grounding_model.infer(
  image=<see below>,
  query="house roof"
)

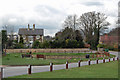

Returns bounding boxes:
[18,28,44,36]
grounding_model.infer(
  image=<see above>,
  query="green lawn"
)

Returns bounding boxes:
[2,53,115,66]
[9,61,118,78]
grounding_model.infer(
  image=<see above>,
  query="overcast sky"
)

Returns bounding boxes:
[0,0,119,36]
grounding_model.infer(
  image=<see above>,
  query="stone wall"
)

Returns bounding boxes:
[45,55,85,59]
[4,48,90,53]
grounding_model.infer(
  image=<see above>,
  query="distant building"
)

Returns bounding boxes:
[7,33,18,41]
[99,34,120,45]
[44,36,52,41]
[18,24,44,46]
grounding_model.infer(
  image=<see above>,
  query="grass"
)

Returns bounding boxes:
[2,53,115,66]
[8,61,118,78]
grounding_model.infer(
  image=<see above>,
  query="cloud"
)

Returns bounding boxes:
[82,1,104,6]
[0,0,118,36]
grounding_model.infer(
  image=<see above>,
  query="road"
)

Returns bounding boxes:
[1,51,119,78]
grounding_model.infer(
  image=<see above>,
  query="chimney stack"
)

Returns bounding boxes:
[28,24,30,30]
[33,24,35,30]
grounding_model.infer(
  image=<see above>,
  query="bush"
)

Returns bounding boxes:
[42,41,50,48]
[107,46,114,50]
[32,40,41,48]
[14,55,19,58]
[14,43,24,49]
[97,44,107,48]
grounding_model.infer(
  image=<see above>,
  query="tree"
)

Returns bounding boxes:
[2,30,7,45]
[42,41,50,48]
[61,27,74,40]
[2,30,7,54]
[32,40,41,48]
[108,27,120,36]
[19,36,24,44]
[75,30,83,41]
[78,11,110,49]
[63,15,78,30]
[63,15,79,39]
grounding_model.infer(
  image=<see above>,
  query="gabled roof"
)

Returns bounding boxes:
[18,28,44,36]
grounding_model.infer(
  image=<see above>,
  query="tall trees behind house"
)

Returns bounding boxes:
[108,27,120,36]
[55,27,83,42]
[63,15,79,40]
[78,12,109,49]
[62,11,110,49]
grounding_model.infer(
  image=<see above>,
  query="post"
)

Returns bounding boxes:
[78,60,81,67]
[108,53,110,57]
[96,58,98,64]
[28,65,31,74]
[1,67,3,79]
[50,63,53,72]
[5,44,6,56]
[109,58,110,62]
[103,58,105,63]
[117,57,119,61]
[66,61,68,69]
[88,59,90,65]
[113,57,115,61]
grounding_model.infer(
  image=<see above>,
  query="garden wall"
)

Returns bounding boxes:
[45,55,85,59]
[4,48,90,53]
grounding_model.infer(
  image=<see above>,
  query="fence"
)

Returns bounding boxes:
[1,57,118,78]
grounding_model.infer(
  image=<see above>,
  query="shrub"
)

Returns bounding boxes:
[14,55,19,58]
[32,40,41,48]
[97,44,106,48]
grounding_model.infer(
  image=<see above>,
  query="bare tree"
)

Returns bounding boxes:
[63,14,79,30]
[78,11,110,49]
[63,14,79,39]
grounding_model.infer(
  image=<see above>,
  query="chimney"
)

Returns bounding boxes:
[28,24,30,30]
[33,24,35,30]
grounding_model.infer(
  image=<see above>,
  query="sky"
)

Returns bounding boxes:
[0,0,119,36]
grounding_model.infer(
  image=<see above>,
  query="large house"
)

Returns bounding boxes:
[99,34,120,46]
[18,24,44,46]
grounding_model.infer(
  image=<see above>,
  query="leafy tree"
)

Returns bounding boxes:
[2,30,7,46]
[14,43,24,49]
[32,40,41,48]
[2,30,7,54]
[75,30,83,41]
[42,41,50,48]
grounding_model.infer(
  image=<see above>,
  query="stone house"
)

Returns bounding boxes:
[18,24,44,46]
